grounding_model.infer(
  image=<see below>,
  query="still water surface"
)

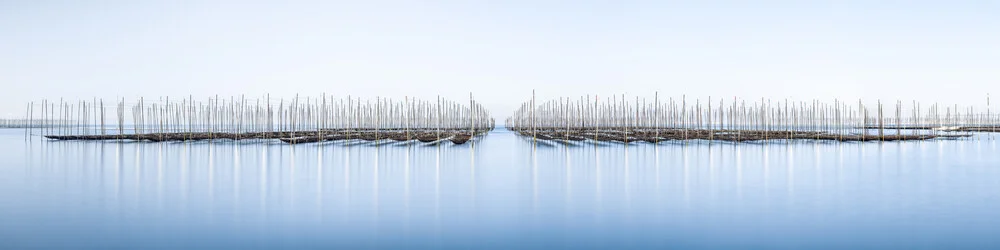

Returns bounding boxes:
[1,129,999,248]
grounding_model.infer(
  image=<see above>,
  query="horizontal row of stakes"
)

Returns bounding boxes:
[10,93,1000,145]
[15,94,494,144]
[505,92,998,143]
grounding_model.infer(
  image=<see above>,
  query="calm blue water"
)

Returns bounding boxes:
[1,128,999,249]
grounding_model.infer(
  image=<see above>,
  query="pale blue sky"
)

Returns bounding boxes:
[2,1,997,118]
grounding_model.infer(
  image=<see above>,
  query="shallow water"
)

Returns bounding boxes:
[1,128,999,248]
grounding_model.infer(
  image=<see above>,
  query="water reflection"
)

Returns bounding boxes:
[2,130,1000,248]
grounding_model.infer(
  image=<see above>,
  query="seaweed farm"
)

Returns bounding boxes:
[18,95,495,145]
[15,93,999,145]
[506,93,997,143]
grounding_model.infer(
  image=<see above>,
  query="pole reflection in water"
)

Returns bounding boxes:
[260,143,268,224]
[233,144,240,220]
[2,130,1000,248]
[788,143,795,204]
[564,143,571,226]
[403,143,410,237]
[624,144,631,216]
[763,144,770,202]
[316,144,323,223]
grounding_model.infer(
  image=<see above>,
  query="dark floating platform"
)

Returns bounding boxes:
[44,129,486,145]
[512,127,972,143]
[504,93,992,144]
[23,94,495,145]
[859,126,1000,132]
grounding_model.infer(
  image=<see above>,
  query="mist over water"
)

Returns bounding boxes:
[1,128,999,248]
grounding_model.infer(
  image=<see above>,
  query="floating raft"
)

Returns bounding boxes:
[44,129,485,145]
[516,128,970,143]
[29,94,494,145]
[859,126,1000,132]
[506,93,989,143]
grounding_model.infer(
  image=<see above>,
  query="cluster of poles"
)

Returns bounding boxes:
[506,92,998,143]
[17,94,494,144]
[2,119,63,128]
[11,92,1000,145]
